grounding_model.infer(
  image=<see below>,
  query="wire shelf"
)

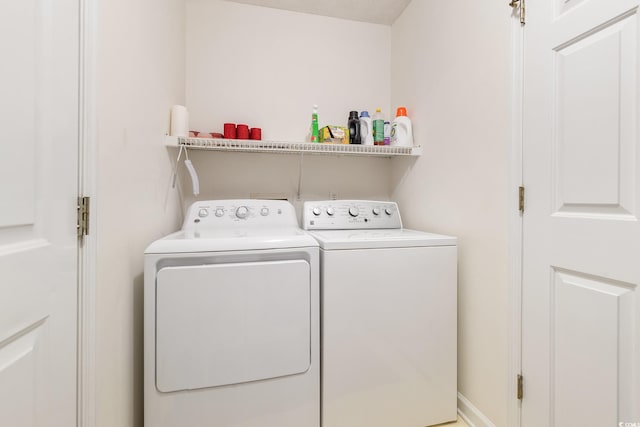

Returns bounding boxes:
[166,136,422,157]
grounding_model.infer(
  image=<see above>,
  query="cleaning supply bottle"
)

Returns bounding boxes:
[384,121,391,145]
[390,106,414,147]
[310,104,319,142]
[373,108,385,146]
[348,111,361,144]
[359,111,373,145]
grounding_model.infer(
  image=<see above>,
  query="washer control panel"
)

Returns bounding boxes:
[183,199,297,230]
[303,200,402,230]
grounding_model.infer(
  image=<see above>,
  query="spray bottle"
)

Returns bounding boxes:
[372,108,385,146]
[310,104,319,142]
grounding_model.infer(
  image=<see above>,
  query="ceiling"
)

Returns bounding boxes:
[222,0,412,25]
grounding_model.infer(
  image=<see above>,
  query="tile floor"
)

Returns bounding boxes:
[436,417,470,427]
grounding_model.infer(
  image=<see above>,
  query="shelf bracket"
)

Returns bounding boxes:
[171,144,185,189]
[297,153,304,200]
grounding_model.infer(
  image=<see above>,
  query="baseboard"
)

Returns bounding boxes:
[457,393,497,427]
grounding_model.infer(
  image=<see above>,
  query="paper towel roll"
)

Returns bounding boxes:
[170,105,188,137]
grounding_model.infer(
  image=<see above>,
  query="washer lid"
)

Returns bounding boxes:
[307,228,457,250]
[145,227,318,254]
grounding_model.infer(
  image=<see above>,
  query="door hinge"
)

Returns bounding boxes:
[509,0,526,25]
[77,196,90,238]
[517,374,524,400]
[518,186,525,214]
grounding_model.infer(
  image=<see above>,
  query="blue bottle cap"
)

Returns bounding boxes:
[360,111,370,118]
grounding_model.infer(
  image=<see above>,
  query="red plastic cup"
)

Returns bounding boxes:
[223,123,236,139]
[250,127,262,140]
[236,124,249,140]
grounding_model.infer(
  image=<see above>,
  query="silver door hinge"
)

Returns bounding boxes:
[518,186,525,214]
[509,0,526,25]
[77,196,90,238]
[517,374,524,400]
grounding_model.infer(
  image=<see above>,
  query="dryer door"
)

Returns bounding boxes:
[155,259,311,392]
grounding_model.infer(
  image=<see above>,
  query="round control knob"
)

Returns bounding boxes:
[348,206,360,217]
[372,207,381,216]
[260,207,269,216]
[236,206,249,219]
[312,207,322,216]
[385,207,393,216]
[198,208,209,218]
[215,208,224,217]
[326,207,335,216]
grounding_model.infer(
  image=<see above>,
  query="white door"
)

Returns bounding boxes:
[0,1,80,426]
[522,0,640,426]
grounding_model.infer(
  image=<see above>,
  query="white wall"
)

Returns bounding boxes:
[181,0,393,205]
[179,151,391,211]
[186,0,391,140]
[96,0,184,426]
[390,2,511,426]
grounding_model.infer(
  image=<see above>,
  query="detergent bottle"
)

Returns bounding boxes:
[359,111,373,145]
[390,107,413,147]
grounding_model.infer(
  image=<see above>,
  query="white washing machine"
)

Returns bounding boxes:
[144,199,320,427]
[303,200,458,427]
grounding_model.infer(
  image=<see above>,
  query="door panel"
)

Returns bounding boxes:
[522,0,640,426]
[0,319,45,427]
[0,0,36,229]
[0,0,79,425]
[156,260,311,392]
[553,14,637,217]
[551,269,634,426]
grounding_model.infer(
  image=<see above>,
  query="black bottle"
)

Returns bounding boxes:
[348,111,361,144]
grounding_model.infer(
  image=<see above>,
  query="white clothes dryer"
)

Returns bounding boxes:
[144,200,319,427]
[303,200,457,427]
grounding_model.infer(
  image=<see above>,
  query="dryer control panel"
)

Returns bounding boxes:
[303,200,403,230]
[183,199,298,229]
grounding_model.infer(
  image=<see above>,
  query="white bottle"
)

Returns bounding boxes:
[390,106,414,147]
[359,111,374,145]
